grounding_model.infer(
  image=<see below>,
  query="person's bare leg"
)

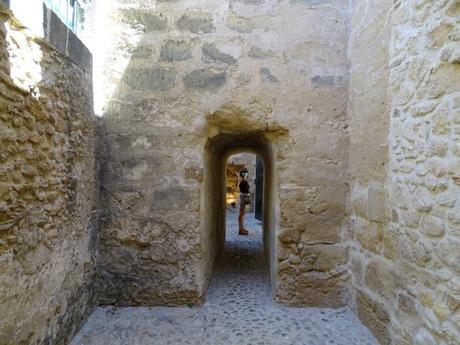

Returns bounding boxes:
[238,204,248,235]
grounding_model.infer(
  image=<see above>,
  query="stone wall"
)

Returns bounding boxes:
[386,0,460,343]
[0,5,98,345]
[95,0,351,307]
[2,1,458,343]
[348,0,460,344]
[347,0,392,343]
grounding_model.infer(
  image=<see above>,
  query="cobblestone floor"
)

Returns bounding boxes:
[70,210,378,345]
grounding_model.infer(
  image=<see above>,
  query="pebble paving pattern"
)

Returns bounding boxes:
[71,210,379,345]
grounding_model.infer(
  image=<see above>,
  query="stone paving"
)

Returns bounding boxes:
[70,210,378,345]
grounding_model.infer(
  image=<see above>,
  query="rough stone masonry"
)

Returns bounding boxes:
[349,1,460,344]
[0,0,459,344]
[92,0,350,308]
[0,3,98,345]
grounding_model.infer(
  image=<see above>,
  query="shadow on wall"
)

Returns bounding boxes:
[0,3,98,345]
[97,26,211,306]
[96,2,292,305]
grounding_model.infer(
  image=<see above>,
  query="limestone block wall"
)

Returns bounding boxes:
[95,0,351,307]
[347,0,393,343]
[348,0,460,344]
[0,5,98,345]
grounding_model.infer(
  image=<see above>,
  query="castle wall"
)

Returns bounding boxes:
[348,1,460,343]
[0,3,98,344]
[95,0,351,307]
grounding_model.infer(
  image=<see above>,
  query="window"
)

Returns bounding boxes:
[43,0,83,34]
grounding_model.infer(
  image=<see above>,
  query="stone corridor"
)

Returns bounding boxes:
[70,210,378,345]
[2,1,460,344]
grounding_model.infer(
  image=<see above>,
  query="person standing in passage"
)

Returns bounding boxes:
[237,167,251,235]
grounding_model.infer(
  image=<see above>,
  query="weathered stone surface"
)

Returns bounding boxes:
[349,0,460,343]
[123,67,176,91]
[447,1,460,16]
[311,75,345,88]
[119,9,168,32]
[356,291,391,345]
[0,6,98,345]
[91,0,351,311]
[414,328,437,345]
[368,181,385,222]
[397,293,417,314]
[176,11,215,33]
[277,228,300,244]
[278,271,349,307]
[364,260,400,302]
[237,0,265,4]
[300,244,348,272]
[226,13,254,33]
[290,0,336,4]
[160,40,193,61]
[202,42,237,65]
[132,44,155,59]
[420,215,446,238]
[259,67,279,84]
[183,69,226,91]
[248,46,274,59]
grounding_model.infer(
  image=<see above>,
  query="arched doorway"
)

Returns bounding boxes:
[201,132,279,298]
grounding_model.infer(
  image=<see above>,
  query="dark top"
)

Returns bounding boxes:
[239,180,250,194]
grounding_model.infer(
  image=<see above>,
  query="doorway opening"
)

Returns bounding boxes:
[201,132,278,299]
[225,153,264,221]
[224,152,262,265]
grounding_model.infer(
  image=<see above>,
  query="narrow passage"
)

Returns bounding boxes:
[71,210,378,345]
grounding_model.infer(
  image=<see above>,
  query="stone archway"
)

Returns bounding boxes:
[201,132,279,297]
